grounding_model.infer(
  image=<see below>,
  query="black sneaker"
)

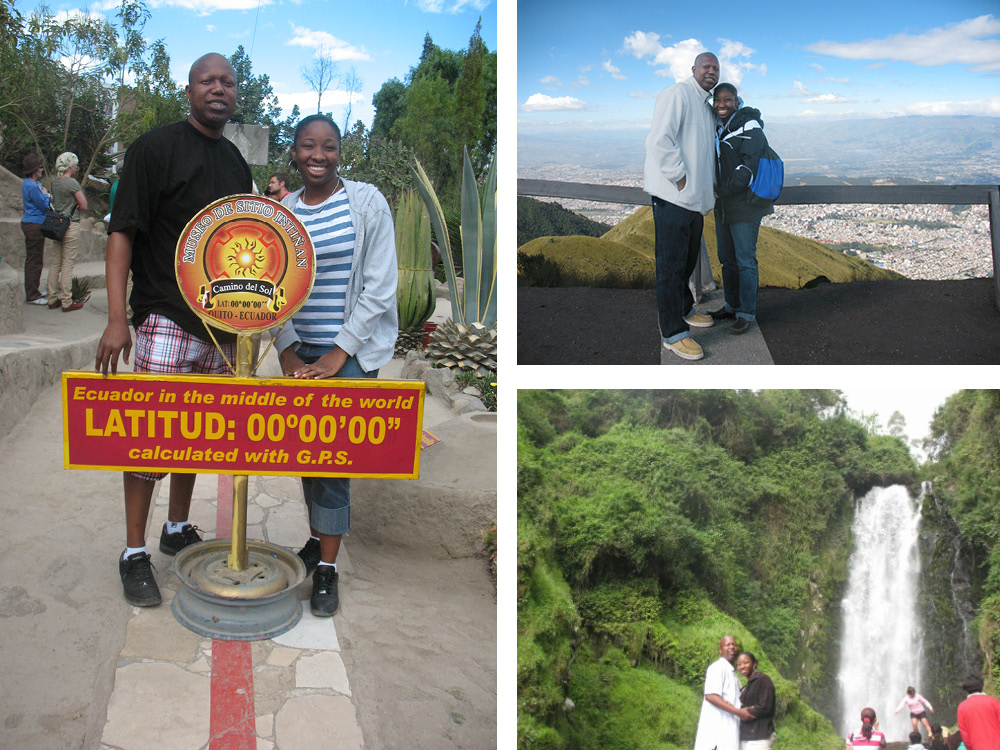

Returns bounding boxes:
[297,537,321,575]
[119,551,161,607]
[159,523,203,556]
[710,306,736,320]
[311,565,339,616]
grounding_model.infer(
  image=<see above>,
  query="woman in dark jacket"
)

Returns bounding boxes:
[736,650,775,749]
[709,83,775,335]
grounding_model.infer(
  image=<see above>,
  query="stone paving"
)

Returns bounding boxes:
[99,473,364,750]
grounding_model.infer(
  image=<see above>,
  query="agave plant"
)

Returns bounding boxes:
[393,188,436,353]
[411,149,496,376]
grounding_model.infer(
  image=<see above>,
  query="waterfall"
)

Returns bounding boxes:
[838,485,924,740]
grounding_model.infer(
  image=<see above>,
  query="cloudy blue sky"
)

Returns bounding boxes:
[21,0,495,129]
[518,0,1000,131]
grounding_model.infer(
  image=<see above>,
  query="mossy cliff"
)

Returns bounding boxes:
[918,485,980,726]
[518,390,918,749]
[923,390,1000,704]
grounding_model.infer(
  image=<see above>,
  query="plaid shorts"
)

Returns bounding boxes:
[131,314,236,481]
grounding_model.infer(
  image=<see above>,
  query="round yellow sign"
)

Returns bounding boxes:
[176,195,315,333]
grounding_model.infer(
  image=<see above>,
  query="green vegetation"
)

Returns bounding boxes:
[517,235,654,288]
[516,203,905,290]
[518,390,917,749]
[0,0,495,220]
[518,196,612,247]
[517,250,655,289]
[926,391,1000,693]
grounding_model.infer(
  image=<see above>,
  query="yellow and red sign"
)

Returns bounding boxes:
[176,195,314,334]
[63,373,425,478]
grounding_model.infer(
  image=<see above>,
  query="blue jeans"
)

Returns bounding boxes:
[715,218,761,321]
[652,197,703,342]
[296,346,378,536]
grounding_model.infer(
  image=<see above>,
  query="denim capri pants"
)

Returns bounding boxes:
[296,344,377,536]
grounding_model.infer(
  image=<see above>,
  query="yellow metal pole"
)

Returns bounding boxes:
[228,333,255,571]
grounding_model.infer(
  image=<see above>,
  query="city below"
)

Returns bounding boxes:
[518,164,993,281]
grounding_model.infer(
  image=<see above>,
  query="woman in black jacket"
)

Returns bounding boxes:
[736,650,776,749]
[709,82,775,335]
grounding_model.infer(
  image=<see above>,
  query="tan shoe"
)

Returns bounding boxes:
[684,312,714,328]
[663,336,704,360]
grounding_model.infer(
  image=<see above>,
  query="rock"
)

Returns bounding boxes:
[450,394,486,414]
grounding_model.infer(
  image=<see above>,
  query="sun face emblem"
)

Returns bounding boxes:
[227,239,265,277]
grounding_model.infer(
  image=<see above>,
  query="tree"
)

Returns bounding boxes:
[454,18,491,173]
[32,7,118,153]
[301,51,339,115]
[370,77,406,139]
[341,66,362,134]
[229,45,288,163]
[387,24,497,203]
[339,120,413,205]
[1,0,169,186]
[887,410,907,438]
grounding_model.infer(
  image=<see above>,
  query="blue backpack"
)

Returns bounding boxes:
[748,145,783,207]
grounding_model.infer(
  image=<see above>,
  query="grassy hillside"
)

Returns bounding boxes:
[518,235,654,286]
[519,205,904,289]
[518,196,613,247]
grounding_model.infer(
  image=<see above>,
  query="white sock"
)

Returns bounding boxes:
[123,546,147,560]
[165,520,189,534]
[317,561,337,572]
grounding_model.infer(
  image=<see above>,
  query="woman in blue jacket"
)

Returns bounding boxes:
[21,154,50,305]
[708,83,775,334]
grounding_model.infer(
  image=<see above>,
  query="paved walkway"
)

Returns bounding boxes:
[0,292,497,750]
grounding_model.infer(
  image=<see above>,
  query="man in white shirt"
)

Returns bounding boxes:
[644,52,719,361]
[694,635,745,750]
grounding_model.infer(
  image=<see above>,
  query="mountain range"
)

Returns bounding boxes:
[518,115,1000,184]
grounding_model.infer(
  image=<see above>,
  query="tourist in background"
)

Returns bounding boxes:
[736,650,775,750]
[708,82,775,335]
[46,151,88,312]
[928,724,948,750]
[906,730,925,750]
[846,707,886,748]
[643,51,718,361]
[20,154,49,305]
[266,171,291,200]
[957,675,1000,750]
[894,685,935,737]
[694,635,743,750]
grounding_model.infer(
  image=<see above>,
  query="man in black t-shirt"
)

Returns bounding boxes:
[96,52,253,608]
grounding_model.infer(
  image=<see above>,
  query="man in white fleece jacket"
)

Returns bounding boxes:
[644,52,719,361]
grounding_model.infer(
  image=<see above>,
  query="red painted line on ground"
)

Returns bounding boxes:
[209,474,256,750]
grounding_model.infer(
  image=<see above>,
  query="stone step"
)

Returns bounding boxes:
[0,216,107,267]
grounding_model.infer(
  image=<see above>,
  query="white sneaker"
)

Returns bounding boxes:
[27,297,48,305]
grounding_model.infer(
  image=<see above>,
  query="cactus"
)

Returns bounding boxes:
[393,188,436,333]
[411,149,497,375]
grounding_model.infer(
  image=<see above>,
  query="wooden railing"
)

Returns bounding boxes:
[517,179,1000,309]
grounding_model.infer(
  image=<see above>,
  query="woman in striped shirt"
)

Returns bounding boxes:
[275,113,398,618]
